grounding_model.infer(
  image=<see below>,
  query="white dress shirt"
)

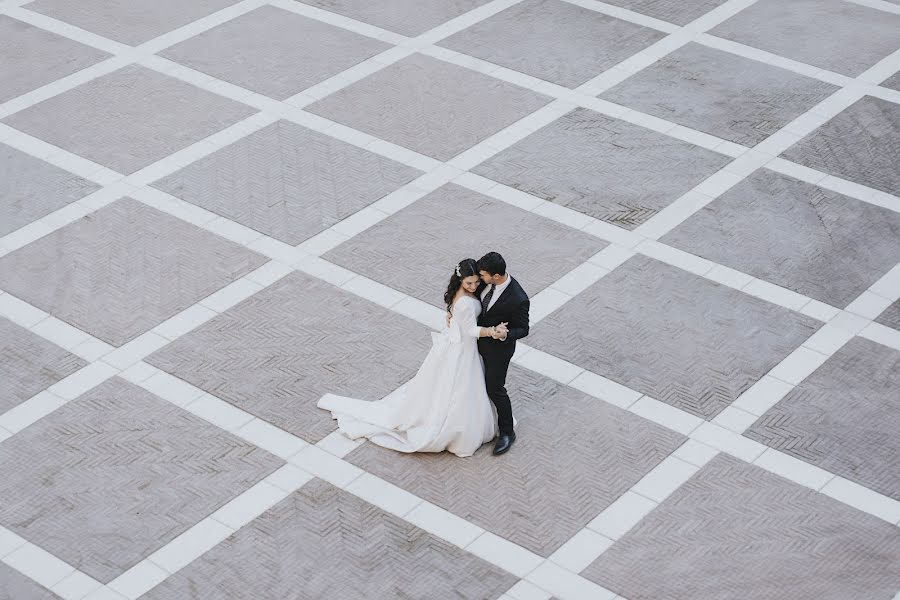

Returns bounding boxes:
[480,274,512,312]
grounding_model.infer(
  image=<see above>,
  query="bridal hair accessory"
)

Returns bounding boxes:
[455,264,462,278]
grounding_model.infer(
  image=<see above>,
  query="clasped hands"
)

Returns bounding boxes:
[446,312,508,339]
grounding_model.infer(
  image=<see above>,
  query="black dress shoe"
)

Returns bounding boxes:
[493,432,516,455]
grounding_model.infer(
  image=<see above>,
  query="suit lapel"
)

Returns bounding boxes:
[486,277,515,315]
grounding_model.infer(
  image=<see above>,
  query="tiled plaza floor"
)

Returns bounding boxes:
[1,0,900,599]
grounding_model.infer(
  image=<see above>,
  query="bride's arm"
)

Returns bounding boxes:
[456,301,497,339]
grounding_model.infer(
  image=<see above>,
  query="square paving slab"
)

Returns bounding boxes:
[582,455,900,600]
[0,317,86,414]
[528,255,820,419]
[147,271,431,443]
[160,6,389,100]
[142,478,517,599]
[345,366,685,557]
[593,0,729,25]
[0,198,266,346]
[875,300,900,332]
[306,53,551,161]
[294,0,494,36]
[710,0,900,77]
[439,0,664,88]
[324,183,607,307]
[780,96,900,196]
[746,337,900,501]
[0,377,283,583]
[154,120,421,245]
[601,43,837,146]
[25,0,243,46]
[473,107,731,229]
[0,563,60,600]
[0,14,109,104]
[1,65,255,175]
[0,143,100,236]
[661,170,900,308]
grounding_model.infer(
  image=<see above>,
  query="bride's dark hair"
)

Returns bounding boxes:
[444,258,479,313]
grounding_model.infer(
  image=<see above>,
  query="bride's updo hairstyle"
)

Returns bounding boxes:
[444,258,478,313]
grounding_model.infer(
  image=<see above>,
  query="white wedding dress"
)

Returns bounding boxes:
[317,295,497,457]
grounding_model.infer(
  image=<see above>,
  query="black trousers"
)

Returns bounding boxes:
[482,350,514,436]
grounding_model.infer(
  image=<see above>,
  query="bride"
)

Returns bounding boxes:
[317,258,507,457]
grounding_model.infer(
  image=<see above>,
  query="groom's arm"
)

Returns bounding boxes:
[499,298,529,343]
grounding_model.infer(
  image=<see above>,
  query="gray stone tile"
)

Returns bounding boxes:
[0,143,100,236]
[439,0,664,88]
[324,183,607,308]
[160,6,390,100]
[306,53,551,161]
[710,0,900,77]
[746,337,900,501]
[882,70,900,93]
[594,0,729,25]
[294,0,493,36]
[0,563,61,600]
[0,15,109,104]
[0,317,86,414]
[875,300,900,332]
[26,0,243,45]
[0,377,283,583]
[583,455,900,600]
[147,272,431,443]
[528,255,820,419]
[661,170,900,308]
[781,96,900,196]
[1,65,255,174]
[142,478,517,599]
[154,120,421,245]
[346,367,685,556]
[473,108,731,230]
[0,198,266,346]
[601,43,838,146]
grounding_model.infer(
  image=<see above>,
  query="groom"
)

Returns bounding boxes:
[476,252,529,455]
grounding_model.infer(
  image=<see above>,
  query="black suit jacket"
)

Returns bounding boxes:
[476,277,529,357]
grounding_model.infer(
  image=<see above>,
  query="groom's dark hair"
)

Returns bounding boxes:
[477,252,506,276]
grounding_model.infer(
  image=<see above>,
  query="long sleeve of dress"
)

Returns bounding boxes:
[449,298,482,343]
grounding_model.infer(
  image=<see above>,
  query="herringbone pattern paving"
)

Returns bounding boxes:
[0,563,61,600]
[346,367,685,556]
[324,183,607,307]
[528,255,821,418]
[746,337,900,501]
[583,455,900,600]
[474,107,732,229]
[295,0,494,36]
[596,0,729,25]
[147,272,431,443]
[876,299,900,331]
[142,478,518,599]
[0,198,266,346]
[0,377,283,583]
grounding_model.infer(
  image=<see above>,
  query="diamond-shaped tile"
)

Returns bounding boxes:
[154,120,421,244]
[324,184,607,307]
[26,0,243,45]
[0,563,60,600]
[875,300,900,332]
[0,198,266,346]
[780,96,900,197]
[0,317,86,414]
[0,377,283,583]
[601,43,837,145]
[528,255,820,419]
[882,70,900,93]
[439,0,664,88]
[345,366,684,556]
[147,272,432,443]
[2,65,255,174]
[582,455,900,600]
[474,108,731,230]
[160,6,390,100]
[0,15,109,104]
[746,337,900,500]
[142,478,517,599]
[595,0,729,25]
[0,143,100,236]
[295,0,493,36]
[306,53,551,161]
[661,170,900,308]
[710,0,900,77]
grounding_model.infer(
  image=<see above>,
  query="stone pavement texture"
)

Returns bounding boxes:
[1,0,899,599]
